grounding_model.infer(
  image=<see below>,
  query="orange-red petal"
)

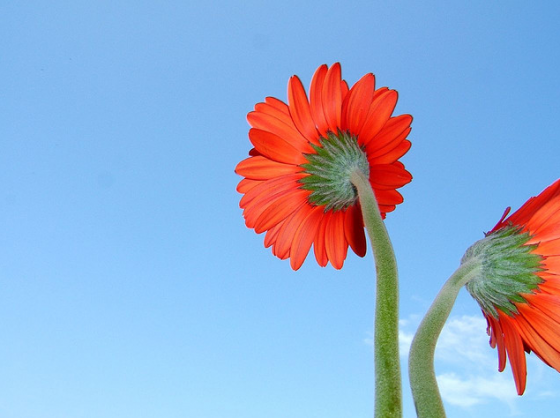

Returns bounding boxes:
[288,75,320,145]
[499,314,527,395]
[322,63,343,132]
[264,96,290,115]
[273,204,314,260]
[358,89,399,145]
[289,206,325,270]
[236,63,412,269]
[369,164,413,190]
[248,110,315,153]
[253,188,309,234]
[369,140,412,165]
[366,114,413,157]
[344,204,367,257]
[236,155,301,180]
[341,73,375,134]
[325,212,348,269]
[314,211,331,267]
[309,64,329,137]
[248,128,308,165]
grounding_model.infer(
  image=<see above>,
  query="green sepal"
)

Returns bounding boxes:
[462,226,544,317]
[299,131,370,212]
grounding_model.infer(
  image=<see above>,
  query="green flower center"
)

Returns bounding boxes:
[299,131,369,212]
[461,226,544,317]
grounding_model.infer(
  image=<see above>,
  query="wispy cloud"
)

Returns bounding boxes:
[398,314,518,412]
[435,315,493,366]
[437,372,517,409]
[366,312,560,414]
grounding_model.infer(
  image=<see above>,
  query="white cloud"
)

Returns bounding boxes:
[398,328,413,358]
[367,312,560,414]
[399,314,519,412]
[396,317,414,356]
[437,372,517,409]
[435,315,492,366]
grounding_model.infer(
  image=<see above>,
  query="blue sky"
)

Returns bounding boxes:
[2,1,560,417]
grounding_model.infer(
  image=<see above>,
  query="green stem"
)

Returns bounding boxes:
[350,169,401,418]
[408,259,482,417]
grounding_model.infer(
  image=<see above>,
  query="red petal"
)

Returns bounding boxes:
[253,102,291,123]
[240,173,303,209]
[325,211,348,269]
[369,164,413,190]
[273,204,313,261]
[539,274,560,292]
[236,178,261,194]
[241,176,304,230]
[264,221,284,248]
[374,189,404,206]
[486,314,507,371]
[253,102,301,139]
[529,237,560,257]
[309,64,329,137]
[367,126,411,162]
[513,308,560,372]
[541,254,560,272]
[344,203,366,257]
[507,179,560,228]
[378,205,394,217]
[290,206,324,270]
[264,96,290,114]
[369,140,412,165]
[533,242,560,258]
[235,155,300,180]
[341,80,349,99]
[248,111,314,153]
[322,63,343,132]
[288,75,320,145]
[525,195,560,235]
[342,73,375,134]
[358,89,398,145]
[366,114,413,156]
[314,211,331,267]
[531,215,560,243]
[499,314,527,395]
[249,128,307,165]
[253,188,309,233]
[518,303,560,353]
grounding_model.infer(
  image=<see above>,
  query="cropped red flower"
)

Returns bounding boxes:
[235,63,412,270]
[464,179,560,395]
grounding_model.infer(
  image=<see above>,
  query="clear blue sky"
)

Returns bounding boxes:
[2,1,560,417]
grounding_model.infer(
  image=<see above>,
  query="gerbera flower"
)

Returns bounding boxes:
[235,63,412,270]
[461,179,560,395]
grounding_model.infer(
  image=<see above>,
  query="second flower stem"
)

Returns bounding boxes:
[351,169,401,418]
[408,258,482,417]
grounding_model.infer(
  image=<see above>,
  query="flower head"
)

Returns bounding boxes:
[461,179,560,395]
[235,63,412,270]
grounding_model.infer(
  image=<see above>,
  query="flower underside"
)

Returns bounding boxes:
[299,131,369,212]
[462,226,544,317]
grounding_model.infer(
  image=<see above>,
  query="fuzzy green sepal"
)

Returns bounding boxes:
[300,131,369,211]
[462,226,544,317]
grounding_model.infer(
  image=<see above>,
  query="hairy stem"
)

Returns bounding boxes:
[350,169,401,418]
[408,259,482,417]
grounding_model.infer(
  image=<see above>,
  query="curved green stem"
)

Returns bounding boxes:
[408,259,482,417]
[350,169,401,418]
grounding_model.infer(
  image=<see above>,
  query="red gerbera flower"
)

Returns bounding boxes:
[235,63,412,270]
[462,179,560,395]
